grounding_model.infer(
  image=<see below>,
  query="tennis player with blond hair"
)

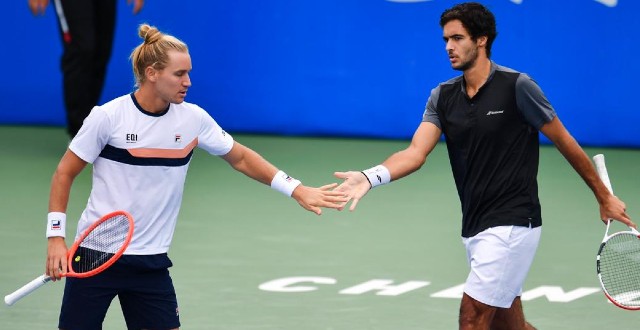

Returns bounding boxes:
[46,24,347,329]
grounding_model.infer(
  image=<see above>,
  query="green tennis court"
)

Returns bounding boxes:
[1,126,638,329]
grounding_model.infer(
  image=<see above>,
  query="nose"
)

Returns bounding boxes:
[183,74,192,87]
[445,40,454,52]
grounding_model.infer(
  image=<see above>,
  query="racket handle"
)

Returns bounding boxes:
[593,154,613,194]
[4,274,52,306]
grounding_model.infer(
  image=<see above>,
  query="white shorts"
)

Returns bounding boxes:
[461,225,541,308]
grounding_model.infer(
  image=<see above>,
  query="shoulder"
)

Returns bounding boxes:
[493,63,526,82]
[171,100,209,116]
[100,94,133,110]
[490,63,541,92]
[90,94,135,121]
[440,75,463,87]
[493,63,521,75]
[492,63,538,86]
[431,75,463,98]
[512,71,543,93]
[168,101,219,130]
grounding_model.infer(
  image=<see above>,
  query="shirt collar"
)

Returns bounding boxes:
[459,60,498,95]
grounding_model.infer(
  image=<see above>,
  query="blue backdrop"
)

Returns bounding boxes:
[4,0,639,147]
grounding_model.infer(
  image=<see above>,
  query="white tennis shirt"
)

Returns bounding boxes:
[69,94,234,255]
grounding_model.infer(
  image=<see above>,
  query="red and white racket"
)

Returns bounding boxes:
[593,154,640,310]
[4,210,134,306]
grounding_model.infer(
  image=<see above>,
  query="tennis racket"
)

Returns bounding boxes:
[593,154,640,310]
[4,210,134,306]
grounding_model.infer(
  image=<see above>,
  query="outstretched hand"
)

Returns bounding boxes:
[333,171,371,211]
[291,183,349,215]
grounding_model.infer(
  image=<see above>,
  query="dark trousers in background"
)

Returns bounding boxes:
[55,0,117,137]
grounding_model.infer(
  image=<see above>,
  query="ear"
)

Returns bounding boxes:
[477,35,488,48]
[145,66,158,83]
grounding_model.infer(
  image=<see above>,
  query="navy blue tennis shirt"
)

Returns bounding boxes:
[423,62,556,238]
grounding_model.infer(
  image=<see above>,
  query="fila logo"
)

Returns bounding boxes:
[486,110,504,116]
[51,220,61,230]
[126,133,138,143]
[175,134,182,143]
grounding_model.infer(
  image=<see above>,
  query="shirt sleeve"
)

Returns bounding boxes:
[515,74,556,129]
[68,106,111,163]
[196,107,234,156]
[422,85,442,129]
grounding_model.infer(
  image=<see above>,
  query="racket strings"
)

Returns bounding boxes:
[599,233,640,306]
[73,214,131,274]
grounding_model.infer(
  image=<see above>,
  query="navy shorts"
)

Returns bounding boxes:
[58,249,180,330]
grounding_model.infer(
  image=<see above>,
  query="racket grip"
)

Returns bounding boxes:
[4,274,51,306]
[593,154,613,194]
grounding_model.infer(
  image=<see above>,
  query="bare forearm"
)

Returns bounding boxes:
[49,171,74,212]
[380,122,439,182]
[541,117,633,227]
[48,150,87,213]
[542,117,611,203]
[382,148,427,181]
[554,136,610,203]
[225,144,279,185]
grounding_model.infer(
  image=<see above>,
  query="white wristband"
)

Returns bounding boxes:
[271,170,302,197]
[46,212,66,238]
[362,165,391,188]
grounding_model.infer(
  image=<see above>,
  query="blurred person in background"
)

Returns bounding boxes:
[28,0,145,137]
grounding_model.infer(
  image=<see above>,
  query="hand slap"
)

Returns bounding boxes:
[292,183,349,215]
[333,171,371,211]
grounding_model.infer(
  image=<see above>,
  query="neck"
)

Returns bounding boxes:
[134,87,169,114]
[463,57,492,96]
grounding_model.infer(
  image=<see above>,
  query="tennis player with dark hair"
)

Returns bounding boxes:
[333,2,634,329]
[45,23,347,329]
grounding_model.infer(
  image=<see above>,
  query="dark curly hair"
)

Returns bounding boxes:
[440,2,498,58]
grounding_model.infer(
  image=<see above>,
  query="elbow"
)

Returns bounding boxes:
[408,156,427,172]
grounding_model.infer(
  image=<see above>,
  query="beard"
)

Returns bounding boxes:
[452,47,478,72]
